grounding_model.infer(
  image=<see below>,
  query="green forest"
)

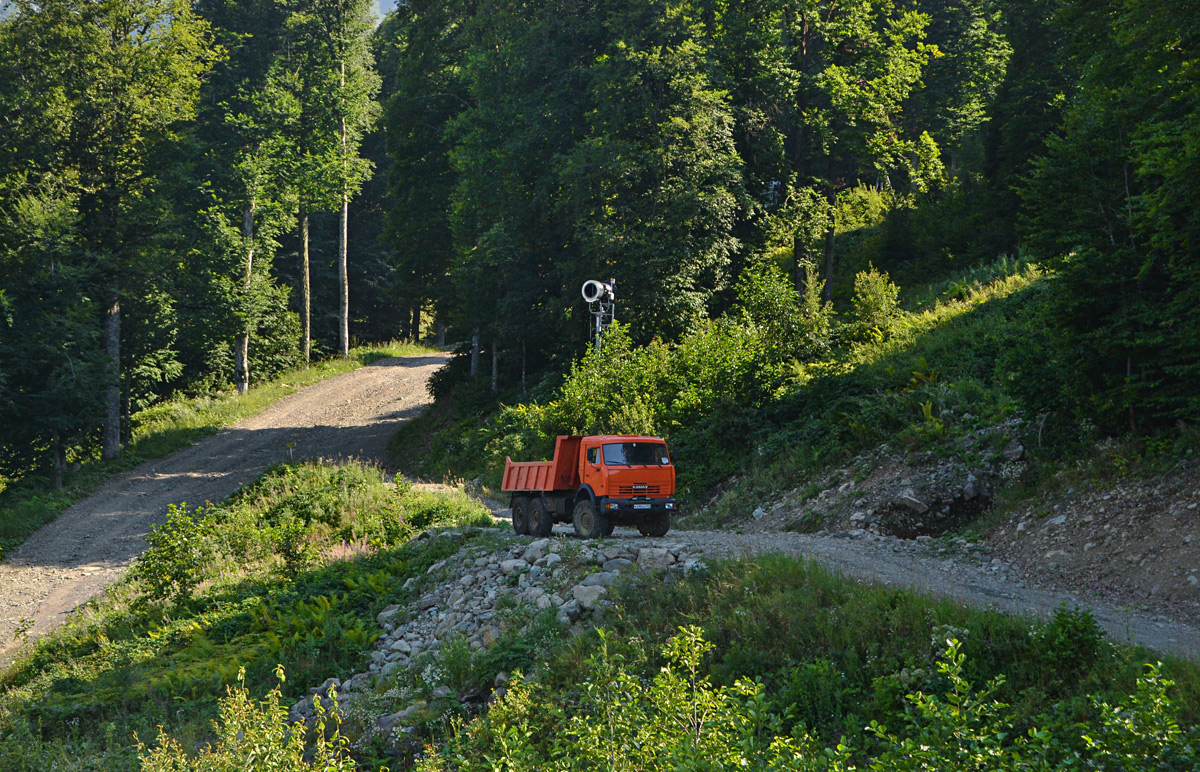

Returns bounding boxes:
[2,1,1200,766]
[3,0,1198,501]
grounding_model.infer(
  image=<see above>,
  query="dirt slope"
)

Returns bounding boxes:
[0,354,449,663]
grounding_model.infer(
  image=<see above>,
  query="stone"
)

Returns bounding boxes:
[572,584,607,609]
[426,560,446,574]
[581,571,616,587]
[1002,442,1025,461]
[310,677,340,696]
[390,639,412,654]
[916,535,934,545]
[602,558,633,572]
[752,507,767,520]
[536,553,562,568]
[500,559,528,575]
[1047,515,1067,526]
[962,473,985,501]
[524,539,552,562]
[377,605,402,627]
[637,547,675,570]
[494,671,510,686]
[894,490,929,514]
[431,686,452,699]
[849,512,866,526]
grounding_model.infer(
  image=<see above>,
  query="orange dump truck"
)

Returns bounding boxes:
[502,435,676,538]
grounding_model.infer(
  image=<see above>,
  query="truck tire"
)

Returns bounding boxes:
[528,498,554,537]
[573,499,611,539]
[511,496,531,535]
[637,512,670,537]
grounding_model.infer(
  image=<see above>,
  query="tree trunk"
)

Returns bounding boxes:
[792,234,808,293]
[338,60,350,359]
[491,338,498,392]
[410,304,421,342]
[235,202,255,394]
[821,189,836,303]
[436,321,445,347]
[470,329,480,376]
[821,224,835,303]
[301,209,311,366]
[339,193,349,357]
[102,288,121,461]
[51,431,65,491]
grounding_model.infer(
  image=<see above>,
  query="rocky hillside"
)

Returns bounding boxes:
[288,528,701,754]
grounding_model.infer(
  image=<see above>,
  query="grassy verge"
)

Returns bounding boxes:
[0,341,437,556]
[0,459,492,771]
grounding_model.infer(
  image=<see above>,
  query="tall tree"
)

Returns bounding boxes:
[289,0,380,358]
[0,0,216,460]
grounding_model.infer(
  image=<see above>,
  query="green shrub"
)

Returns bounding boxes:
[136,667,358,772]
[849,264,902,341]
[129,503,212,606]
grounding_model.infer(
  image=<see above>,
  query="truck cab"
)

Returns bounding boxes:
[502,434,677,538]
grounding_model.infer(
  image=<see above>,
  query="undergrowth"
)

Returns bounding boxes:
[0,459,490,770]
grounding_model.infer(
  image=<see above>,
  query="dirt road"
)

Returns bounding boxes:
[0,353,449,663]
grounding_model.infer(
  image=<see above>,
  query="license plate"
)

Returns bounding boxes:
[633,504,650,510]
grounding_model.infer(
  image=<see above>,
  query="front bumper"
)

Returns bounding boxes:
[599,496,676,517]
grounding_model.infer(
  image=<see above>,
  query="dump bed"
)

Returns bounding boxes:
[502,435,582,493]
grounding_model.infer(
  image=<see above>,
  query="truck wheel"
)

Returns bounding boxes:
[511,496,531,535]
[637,512,670,537]
[572,500,610,539]
[528,498,554,537]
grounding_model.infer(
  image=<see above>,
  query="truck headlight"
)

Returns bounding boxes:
[666,502,675,510]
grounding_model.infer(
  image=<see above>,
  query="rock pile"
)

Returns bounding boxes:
[288,530,701,740]
[747,416,1027,538]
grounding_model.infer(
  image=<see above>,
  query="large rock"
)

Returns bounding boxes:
[637,547,675,570]
[580,571,616,587]
[523,539,552,562]
[377,604,402,627]
[893,490,930,514]
[572,584,607,609]
[500,559,528,575]
[602,557,633,572]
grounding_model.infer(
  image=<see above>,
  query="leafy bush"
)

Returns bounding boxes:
[136,667,357,771]
[848,263,901,341]
[129,503,212,606]
[419,628,1200,772]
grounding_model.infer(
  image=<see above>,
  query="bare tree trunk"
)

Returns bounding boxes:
[411,304,421,342]
[235,202,255,395]
[470,329,480,376]
[339,193,349,357]
[51,431,65,491]
[102,288,120,460]
[338,60,350,358]
[301,209,311,366]
[822,224,835,303]
[436,320,445,347]
[491,338,498,392]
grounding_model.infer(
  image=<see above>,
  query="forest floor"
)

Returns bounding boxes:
[0,353,451,663]
[2,351,1197,666]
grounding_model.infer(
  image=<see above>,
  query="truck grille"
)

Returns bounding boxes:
[618,485,661,496]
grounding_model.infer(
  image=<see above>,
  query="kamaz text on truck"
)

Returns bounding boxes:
[501,435,676,538]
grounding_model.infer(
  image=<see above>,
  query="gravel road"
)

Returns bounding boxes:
[0,353,449,663]
[531,523,1200,659]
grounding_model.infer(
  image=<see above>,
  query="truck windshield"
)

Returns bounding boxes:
[602,442,669,466]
